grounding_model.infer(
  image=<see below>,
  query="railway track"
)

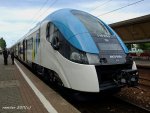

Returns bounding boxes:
[139,77,150,87]
[137,67,150,91]
[115,95,150,113]
[67,95,149,113]
[140,77,150,82]
[138,69,150,92]
[138,83,150,92]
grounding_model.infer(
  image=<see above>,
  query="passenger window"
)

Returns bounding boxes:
[27,38,33,50]
[36,32,40,47]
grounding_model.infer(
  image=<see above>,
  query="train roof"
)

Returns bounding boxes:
[12,9,128,53]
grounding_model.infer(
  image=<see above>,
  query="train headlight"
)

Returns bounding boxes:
[70,51,88,64]
[86,53,100,65]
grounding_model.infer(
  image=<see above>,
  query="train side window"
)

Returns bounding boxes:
[27,38,33,50]
[36,32,40,46]
[46,23,71,59]
[46,22,56,43]
[58,33,71,59]
[46,23,50,39]
[53,29,71,59]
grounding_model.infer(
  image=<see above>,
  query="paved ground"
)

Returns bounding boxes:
[0,55,49,113]
[0,55,80,113]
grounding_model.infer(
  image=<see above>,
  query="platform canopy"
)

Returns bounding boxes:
[110,14,150,44]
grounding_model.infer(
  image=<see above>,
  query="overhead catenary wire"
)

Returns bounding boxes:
[90,0,113,12]
[36,0,58,21]
[27,0,58,31]
[97,0,144,17]
[18,0,58,45]
[29,0,50,22]
[23,0,50,32]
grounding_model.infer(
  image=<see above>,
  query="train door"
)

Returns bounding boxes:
[23,40,25,61]
[20,42,23,60]
[35,32,40,60]
[18,43,20,58]
[26,40,27,61]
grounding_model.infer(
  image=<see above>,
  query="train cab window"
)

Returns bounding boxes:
[71,10,111,37]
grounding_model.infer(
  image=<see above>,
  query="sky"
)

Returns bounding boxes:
[0,0,150,48]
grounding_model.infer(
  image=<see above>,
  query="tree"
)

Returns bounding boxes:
[137,43,150,50]
[0,37,6,49]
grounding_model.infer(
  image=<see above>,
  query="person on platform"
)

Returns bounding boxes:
[11,50,15,65]
[2,48,8,65]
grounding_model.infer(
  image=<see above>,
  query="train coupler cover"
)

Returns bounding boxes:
[114,69,139,87]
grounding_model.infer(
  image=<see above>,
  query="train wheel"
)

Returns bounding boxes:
[36,65,45,78]
[46,70,64,88]
[47,70,54,83]
[53,72,64,87]
[32,63,37,73]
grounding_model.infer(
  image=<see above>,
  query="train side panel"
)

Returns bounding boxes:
[38,21,71,88]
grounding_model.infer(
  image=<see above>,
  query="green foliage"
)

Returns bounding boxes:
[126,43,150,50]
[0,37,6,49]
[137,43,150,50]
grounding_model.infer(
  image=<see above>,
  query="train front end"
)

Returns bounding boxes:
[71,10,138,91]
[93,36,139,90]
[50,9,139,92]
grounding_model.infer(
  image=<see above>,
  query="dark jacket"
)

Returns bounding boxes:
[3,49,8,58]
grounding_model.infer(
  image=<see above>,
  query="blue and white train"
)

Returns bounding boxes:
[11,9,138,93]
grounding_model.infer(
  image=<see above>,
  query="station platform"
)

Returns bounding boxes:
[135,60,150,68]
[0,55,80,113]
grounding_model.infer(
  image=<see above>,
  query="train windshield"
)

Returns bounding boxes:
[71,10,111,37]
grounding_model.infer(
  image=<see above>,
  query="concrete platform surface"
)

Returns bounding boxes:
[135,60,150,68]
[0,55,80,113]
